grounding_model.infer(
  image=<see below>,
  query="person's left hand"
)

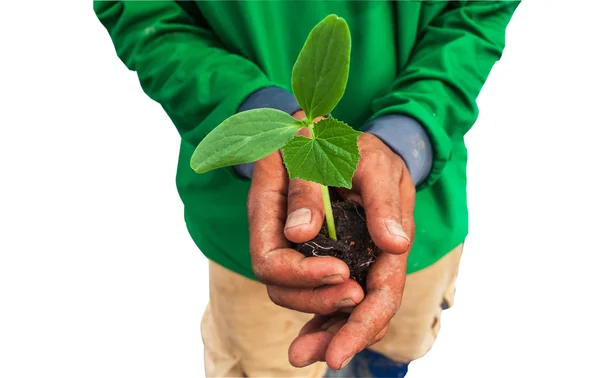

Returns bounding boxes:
[285,133,416,370]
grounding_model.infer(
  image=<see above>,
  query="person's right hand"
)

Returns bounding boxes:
[247,111,366,317]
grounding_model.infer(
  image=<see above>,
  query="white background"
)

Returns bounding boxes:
[1,1,599,377]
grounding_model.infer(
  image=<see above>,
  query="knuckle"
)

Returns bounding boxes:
[288,180,316,205]
[382,194,395,210]
[356,149,386,178]
[251,263,267,283]
[266,285,283,305]
[253,249,298,286]
[287,181,306,201]
[369,146,391,164]
[312,296,335,315]
[251,256,272,284]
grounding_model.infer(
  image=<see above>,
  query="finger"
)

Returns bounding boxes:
[354,138,412,254]
[252,249,351,288]
[325,252,407,369]
[298,315,331,337]
[297,313,354,337]
[284,178,324,243]
[249,153,349,287]
[285,125,325,243]
[290,316,388,368]
[267,280,364,315]
[289,316,348,367]
[248,152,290,257]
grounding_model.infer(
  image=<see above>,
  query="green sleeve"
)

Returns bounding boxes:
[370,1,520,188]
[93,1,274,143]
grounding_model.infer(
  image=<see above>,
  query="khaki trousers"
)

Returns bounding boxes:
[201,244,463,377]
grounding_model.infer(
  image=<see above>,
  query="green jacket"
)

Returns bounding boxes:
[94,1,519,277]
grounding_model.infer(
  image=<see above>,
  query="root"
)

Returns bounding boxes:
[359,256,376,268]
[352,202,366,222]
[303,241,333,257]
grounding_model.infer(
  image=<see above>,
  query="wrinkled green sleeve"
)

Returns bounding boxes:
[93,1,273,142]
[370,1,520,188]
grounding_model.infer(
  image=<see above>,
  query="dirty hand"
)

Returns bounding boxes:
[247,111,415,370]
[248,111,364,317]
[287,132,416,370]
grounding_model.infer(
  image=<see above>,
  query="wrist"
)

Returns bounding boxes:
[238,86,302,116]
[362,115,433,187]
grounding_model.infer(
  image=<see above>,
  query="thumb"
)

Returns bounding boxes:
[284,178,325,244]
[355,162,412,255]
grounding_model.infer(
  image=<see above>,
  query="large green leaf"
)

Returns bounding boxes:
[291,15,351,121]
[281,117,361,188]
[190,108,302,174]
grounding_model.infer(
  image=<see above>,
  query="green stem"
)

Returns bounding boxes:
[307,121,316,136]
[306,122,337,240]
[321,185,337,240]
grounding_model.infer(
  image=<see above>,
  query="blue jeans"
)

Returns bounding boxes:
[325,349,409,378]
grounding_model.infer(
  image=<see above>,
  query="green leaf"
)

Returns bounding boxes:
[291,15,351,121]
[281,117,361,188]
[190,108,303,174]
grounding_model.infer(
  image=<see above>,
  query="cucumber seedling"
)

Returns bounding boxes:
[191,15,376,287]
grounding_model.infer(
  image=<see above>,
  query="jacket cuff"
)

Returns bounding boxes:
[233,87,301,179]
[363,115,433,186]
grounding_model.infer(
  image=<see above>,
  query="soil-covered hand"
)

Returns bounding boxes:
[248,111,364,316]
[247,111,415,370]
[287,133,416,370]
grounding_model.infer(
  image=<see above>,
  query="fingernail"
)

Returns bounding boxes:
[335,298,356,308]
[340,355,354,370]
[298,359,317,368]
[385,219,409,241]
[322,274,344,285]
[286,208,312,229]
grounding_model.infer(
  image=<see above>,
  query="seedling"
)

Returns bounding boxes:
[190,15,361,241]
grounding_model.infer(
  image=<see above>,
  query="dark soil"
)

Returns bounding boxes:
[295,199,377,290]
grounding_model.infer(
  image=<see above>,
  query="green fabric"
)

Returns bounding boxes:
[94,1,519,277]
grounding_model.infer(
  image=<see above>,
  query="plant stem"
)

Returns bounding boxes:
[307,121,316,136]
[321,185,337,240]
[306,122,337,240]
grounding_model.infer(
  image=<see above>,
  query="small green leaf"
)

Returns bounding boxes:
[282,117,361,188]
[291,15,351,121]
[190,108,303,174]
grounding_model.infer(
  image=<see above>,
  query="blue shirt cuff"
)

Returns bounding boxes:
[233,87,301,179]
[363,115,433,186]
